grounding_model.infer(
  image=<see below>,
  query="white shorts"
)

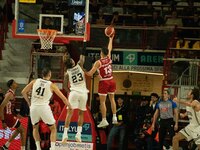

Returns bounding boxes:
[68,91,88,111]
[180,125,200,144]
[30,105,55,125]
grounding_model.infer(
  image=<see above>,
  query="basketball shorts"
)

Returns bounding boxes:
[98,79,116,95]
[180,125,200,144]
[30,105,55,126]
[68,90,88,111]
[4,113,19,128]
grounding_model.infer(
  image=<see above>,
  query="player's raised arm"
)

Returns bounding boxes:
[78,41,87,68]
[107,35,114,58]
[85,60,100,76]
[51,83,71,109]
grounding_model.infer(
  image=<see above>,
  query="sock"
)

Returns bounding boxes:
[21,146,25,150]
[113,114,116,118]
[63,127,69,137]
[102,118,106,121]
[5,141,10,147]
[35,141,41,150]
[51,142,55,150]
[77,126,82,134]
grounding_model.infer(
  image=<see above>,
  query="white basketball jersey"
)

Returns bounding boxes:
[186,102,200,127]
[67,64,88,93]
[31,78,53,105]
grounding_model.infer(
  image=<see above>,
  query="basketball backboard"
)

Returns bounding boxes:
[13,0,90,42]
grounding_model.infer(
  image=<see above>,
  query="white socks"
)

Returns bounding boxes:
[35,141,41,150]
[77,126,82,134]
[63,127,69,137]
[51,142,55,150]
[5,141,10,148]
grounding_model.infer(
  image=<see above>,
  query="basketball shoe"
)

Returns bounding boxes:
[97,119,109,128]
[75,133,82,142]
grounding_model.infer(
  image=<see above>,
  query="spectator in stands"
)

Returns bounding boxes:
[145,93,159,150]
[176,37,190,49]
[102,0,113,14]
[192,40,200,49]
[95,8,106,25]
[147,93,159,118]
[107,97,128,150]
[125,12,142,26]
[165,10,183,27]
[146,11,164,26]
[135,98,149,134]
[182,1,196,17]
[111,11,124,26]
[192,13,200,27]
[151,89,178,150]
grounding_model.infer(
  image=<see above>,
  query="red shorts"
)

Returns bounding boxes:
[39,121,50,133]
[98,79,116,95]
[4,113,19,128]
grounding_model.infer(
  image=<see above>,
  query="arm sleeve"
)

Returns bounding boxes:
[81,42,87,56]
[171,100,177,108]
[155,102,159,110]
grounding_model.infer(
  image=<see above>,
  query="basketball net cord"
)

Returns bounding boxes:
[37,29,57,50]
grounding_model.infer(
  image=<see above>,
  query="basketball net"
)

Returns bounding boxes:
[37,29,57,50]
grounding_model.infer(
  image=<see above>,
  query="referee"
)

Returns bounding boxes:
[151,89,178,150]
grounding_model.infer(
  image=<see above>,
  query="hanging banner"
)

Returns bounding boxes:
[86,50,164,73]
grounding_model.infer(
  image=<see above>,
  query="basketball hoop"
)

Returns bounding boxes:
[37,29,57,50]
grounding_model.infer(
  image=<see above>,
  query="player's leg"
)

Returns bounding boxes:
[1,116,20,149]
[1,115,26,150]
[108,94,117,124]
[16,122,26,150]
[108,79,117,124]
[30,106,41,150]
[40,105,56,150]
[62,108,74,143]
[75,110,84,142]
[75,92,88,142]
[2,121,26,150]
[97,94,109,128]
[62,91,78,142]
[32,123,41,150]
[97,80,109,128]
[172,131,187,150]
[48,124,57,150]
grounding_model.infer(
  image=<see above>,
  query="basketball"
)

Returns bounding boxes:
[105,26,115,37]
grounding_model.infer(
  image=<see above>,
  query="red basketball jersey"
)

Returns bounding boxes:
[98,56,113,80]
[4,89,16,115]
[4,89,18,128]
